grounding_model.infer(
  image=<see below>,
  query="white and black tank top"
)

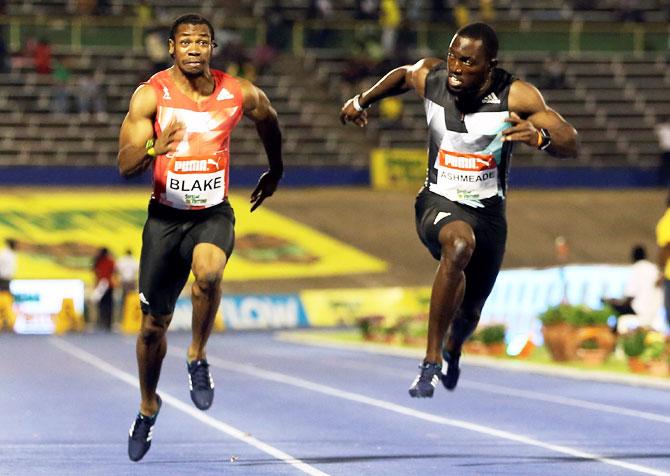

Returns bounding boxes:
[424,65,515,208]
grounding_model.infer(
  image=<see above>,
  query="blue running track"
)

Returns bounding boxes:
[1,332,669,476]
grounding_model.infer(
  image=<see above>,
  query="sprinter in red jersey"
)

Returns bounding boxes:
[118,14,282,462]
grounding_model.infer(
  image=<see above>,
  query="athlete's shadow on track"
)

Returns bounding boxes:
[194,452,670,467]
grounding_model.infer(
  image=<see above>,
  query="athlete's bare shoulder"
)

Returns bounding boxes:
[508,79,548,115]
[127,83,158,120]
[408,57,446,97]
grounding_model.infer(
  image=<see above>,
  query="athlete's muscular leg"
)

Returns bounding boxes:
[444,309,480,355]
[188,243,227,362]
[425,221,475,364]
[137,312,172,416]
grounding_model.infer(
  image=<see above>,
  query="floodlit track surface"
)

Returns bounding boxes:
[2,332,669,476]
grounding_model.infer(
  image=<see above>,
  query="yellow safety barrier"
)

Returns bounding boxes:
[0,291,16,332]
[120,292,142,334]
[54,298,85,334]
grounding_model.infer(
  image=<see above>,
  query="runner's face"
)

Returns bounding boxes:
[446,35,492,97]
[169,23,214,77]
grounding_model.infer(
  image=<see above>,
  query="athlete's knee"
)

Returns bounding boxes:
[440,234,475,270]
[139,314,171,343]
[193,272,222,296]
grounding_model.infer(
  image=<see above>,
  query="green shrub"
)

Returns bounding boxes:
[641,342,665,362]
[621,329,648,357]
[477,324,506,345]
[538,304,612,327]
[538,305,569,325]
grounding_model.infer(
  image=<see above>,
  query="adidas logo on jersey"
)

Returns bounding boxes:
[217,88,234,100]
[481,92,500,104]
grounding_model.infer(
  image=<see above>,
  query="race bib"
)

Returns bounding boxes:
[432,149,498,203]
[164,158,225,209]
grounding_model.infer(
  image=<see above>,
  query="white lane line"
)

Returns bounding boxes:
[461,380,670,425]
[50,338,329,476]
[187,351,669,476]
[307,357,670,425]
[276,332,670,390]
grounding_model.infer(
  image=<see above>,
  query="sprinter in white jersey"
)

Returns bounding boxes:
[340,22,578,398]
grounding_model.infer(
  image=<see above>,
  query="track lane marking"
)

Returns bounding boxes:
[50,338,329,476]
[174,349,669,476]
[307,357,670,425]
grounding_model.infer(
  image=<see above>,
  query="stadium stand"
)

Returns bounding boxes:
[0,0,668,173]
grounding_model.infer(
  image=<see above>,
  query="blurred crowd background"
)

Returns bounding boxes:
[0,0,668,182]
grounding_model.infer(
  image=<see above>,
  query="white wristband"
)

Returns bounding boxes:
[353,94,367,112]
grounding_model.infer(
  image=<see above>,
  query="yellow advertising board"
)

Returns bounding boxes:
[300,286,431,327]
[370,148,426,190]
[0,189,386,284]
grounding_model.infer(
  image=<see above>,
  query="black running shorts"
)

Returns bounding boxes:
[138,200,235,316]
[415,187,507,314]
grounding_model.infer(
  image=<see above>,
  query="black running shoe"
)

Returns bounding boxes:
[408,361,442,398]
[128,395,161,462]
[187,359,214,410]
[441,349,461,391]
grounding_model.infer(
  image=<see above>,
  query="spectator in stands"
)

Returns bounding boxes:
[602,245,661,331]
[135,0,153,27]
[77,68,108,122]
[616,0,644,23]
[306,0,335,47]
[453,1,470,27]
[405,0,427,24]
[656,193,670,330]
[264,0,292,51]
[0,238,17,294]
[51,61,73,115]
[144,27,171,77]
[655,116,670,186]
[379,0,401,59]
[431,0,450,22]
[479,0,495,22]
[379,96,403,130]
[94,0,111,16]
[355,0,379,20]
[539,54,566,90]
[0,31,8,73]
[33,38,52,75]
[116,248,139,306]
[340,22,578,398]
[92,247,115,332]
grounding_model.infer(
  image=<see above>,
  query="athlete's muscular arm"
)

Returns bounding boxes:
[117,84,185,177]
[340,57,443,127]
[240,78,283,212]
[504,80,578,158]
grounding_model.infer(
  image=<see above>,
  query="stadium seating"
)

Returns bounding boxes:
[0,1,668,171]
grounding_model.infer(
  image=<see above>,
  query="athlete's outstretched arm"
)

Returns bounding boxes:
[340,57,443,127]
[117,84,185,177]
[504,80,579,158]
[240,78,283,212]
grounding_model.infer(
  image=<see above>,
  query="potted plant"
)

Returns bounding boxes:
[621,328,648,373]
[576,337,609,366]
[477,324,507,356]
[462,332,488,355]
[357,315,385,341]
[641,331,669,377]
[539,304,579,361]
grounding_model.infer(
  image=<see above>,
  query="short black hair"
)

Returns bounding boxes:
[170,14,215,42]
[455,22,499,61]
[632,245,646,262]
